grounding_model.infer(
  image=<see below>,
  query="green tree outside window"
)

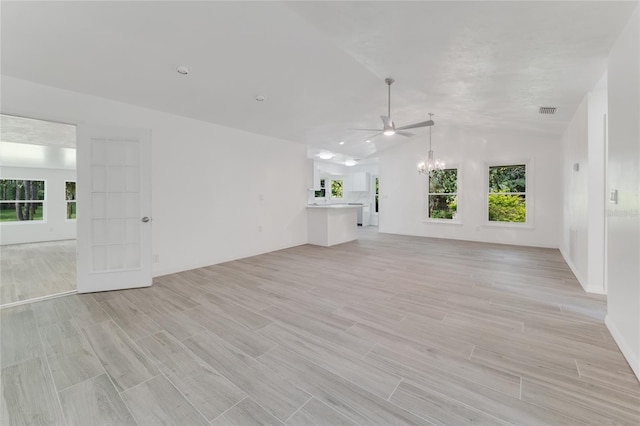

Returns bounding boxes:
[488,165,526,223]
[66,181,77,219]
[428,169,457,219]
[0,179,45,222]
[331,180,343,198]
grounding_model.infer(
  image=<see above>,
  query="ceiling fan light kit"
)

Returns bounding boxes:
[317,152,334,160]
[353,77,434,138]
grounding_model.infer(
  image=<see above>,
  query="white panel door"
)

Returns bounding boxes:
[77,125,152,293]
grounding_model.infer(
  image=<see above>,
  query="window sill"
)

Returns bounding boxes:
[482,221,534,230]
[0,220,47,225]
[423,219,463,226]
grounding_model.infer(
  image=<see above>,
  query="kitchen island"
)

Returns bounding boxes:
[307,204,359,247]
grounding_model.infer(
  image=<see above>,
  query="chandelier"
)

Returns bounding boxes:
[417,113,445,174]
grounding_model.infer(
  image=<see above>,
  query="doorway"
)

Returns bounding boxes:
[0,114,77,307]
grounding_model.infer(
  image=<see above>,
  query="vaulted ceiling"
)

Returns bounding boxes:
[1,1,636,162]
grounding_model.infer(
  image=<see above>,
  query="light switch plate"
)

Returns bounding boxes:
[610,189,618,204]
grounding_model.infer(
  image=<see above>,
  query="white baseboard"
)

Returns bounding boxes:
[152,241,307,278]
[0,290,76,310]
[559,247,605,294]
[605,315,640,382]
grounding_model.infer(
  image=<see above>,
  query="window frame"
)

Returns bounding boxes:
[65,180,77,221]
[425,166,462,224]
[314,178,326,199]
[373,175,379,214]
[0,178,47,224]
[330,179,344,199]
[484,160,533,228]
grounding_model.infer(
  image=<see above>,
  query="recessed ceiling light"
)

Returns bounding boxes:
[176,65,189,75]
[339,141,345,145]
[345,160,357,166]
[366,139,371,143]
[255,95,266,102]
[317,152,334,160]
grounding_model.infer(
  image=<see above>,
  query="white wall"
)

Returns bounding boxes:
[0,166,77,244]
[561,97,589,283]
[605,5,640,381]
[1,76,309,276]
[560,74,608,294]
[378,126,562,248]
[587,79,607,294]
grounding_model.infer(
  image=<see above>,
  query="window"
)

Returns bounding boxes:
[488,164,526,223]
[0,179,45,222]
[331,180,343,198]
[374,176,379,213]
[428,168,458,220]
[314,179,326,198]
[66,181,76,219]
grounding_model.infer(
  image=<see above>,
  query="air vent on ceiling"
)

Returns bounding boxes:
[539,106,557,115]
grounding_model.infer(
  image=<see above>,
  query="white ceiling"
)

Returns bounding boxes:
[1,1,636,163]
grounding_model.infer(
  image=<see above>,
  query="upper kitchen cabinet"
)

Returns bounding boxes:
[351,172,369,191]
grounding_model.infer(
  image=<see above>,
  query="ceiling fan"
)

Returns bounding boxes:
[353,78,434,137]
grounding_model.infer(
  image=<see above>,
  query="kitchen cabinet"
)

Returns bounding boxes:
[362,205,371,226]
[350,172,369,191]
[307,205,359,246]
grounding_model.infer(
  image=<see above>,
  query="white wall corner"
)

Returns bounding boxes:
[560,247,604,294]
[605,314,640,381]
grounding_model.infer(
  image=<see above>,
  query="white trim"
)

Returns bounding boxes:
[481,221,534,230]
[603,112,609,295]
[484,160,533,227]
[313,178,327,200]
[0,178,48,223]
[64,180,77,221]
[384,230,558,249]
[0,290,76,309]
[426,166,461,223]
[559,247,605,294]
[152,242,308,278]
[423,219,463,226]
[372,174,379,214]
[605,315,640,381]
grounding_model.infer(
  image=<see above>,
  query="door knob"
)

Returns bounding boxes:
[141,217,150,223]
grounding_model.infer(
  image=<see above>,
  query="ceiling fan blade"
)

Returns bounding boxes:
[395,119,435,131]
[396,131,415,137]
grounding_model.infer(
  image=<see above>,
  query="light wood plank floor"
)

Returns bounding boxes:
[0,240,76,305]
[2,229,639,425]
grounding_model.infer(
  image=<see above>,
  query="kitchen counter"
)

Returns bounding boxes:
[307,204,358,246]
